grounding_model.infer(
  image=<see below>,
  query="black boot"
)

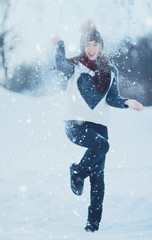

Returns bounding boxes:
[84,205,102,232]
[70,163,90,196]
[84,221,99,232]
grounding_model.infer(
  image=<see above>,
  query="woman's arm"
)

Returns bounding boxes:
[106,65,129,108]
[52,36,74,79]
[106,65,145,111]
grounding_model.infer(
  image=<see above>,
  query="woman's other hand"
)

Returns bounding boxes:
[52,36,62,46]
[124,99,145,111]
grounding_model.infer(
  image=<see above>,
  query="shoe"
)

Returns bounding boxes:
[84,221,99,232]
[84,205,102,232]
[70,163,85,196]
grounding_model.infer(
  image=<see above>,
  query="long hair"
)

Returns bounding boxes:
[68,52,111,94]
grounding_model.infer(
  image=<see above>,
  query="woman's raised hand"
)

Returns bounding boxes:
[51,36,62,46]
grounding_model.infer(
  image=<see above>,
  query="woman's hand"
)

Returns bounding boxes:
[51,36,62,46]
[124,99,145,111]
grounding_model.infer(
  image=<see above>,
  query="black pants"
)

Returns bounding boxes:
[65,120,109,213]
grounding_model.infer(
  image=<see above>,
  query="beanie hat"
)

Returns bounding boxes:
[80,20,104,52]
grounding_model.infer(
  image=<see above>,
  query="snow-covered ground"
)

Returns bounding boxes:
[0,86,152,240]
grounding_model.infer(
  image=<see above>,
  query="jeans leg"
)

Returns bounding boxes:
[65,121,109,228]
[87,157,106,224]
[65,121,109,171]
[90,157,105,208]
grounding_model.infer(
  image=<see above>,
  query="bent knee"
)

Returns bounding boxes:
[96,137,110,154]
[104,141,110,154]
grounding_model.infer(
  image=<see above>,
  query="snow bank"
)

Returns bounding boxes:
[0,87,152,240]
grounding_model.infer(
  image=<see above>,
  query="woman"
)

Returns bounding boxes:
[52,21,144,232]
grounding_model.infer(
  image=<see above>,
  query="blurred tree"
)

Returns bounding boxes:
[110,34,152,106]
[0,0,42,93]
[7,63,42,92]
[0,0,11,79]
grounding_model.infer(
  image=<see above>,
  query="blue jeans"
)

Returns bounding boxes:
[65,120,109,213]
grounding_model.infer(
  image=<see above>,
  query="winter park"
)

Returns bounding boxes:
[0,0,152,240]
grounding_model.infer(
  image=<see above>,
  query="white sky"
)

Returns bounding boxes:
[4,0,152,69]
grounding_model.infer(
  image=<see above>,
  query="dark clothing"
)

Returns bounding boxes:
[55,40,129,228]
[56,40,129,110]
[68,54,111,95]
[65,120,109,216]
[65,120,109,170]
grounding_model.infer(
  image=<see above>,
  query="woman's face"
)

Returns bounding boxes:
[84,41,100,60]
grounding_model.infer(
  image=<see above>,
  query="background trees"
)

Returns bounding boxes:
[0,0,152,105]
[110,34,152,106]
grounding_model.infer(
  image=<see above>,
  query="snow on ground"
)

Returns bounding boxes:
[0,86,152,240]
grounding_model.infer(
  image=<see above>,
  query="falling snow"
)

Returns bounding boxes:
[0,86,152,240]
[0,0,152,239]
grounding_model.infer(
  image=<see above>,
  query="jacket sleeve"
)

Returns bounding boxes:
[55,40,74,79]
[106,65,129,108]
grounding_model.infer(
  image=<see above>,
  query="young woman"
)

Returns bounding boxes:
[52,21,144,232]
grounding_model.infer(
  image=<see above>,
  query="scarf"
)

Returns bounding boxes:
[68,54,111,94]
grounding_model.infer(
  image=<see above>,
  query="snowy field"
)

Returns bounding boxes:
[0,86,152,240]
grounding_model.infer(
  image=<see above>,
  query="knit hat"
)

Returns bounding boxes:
[80,20,104,52]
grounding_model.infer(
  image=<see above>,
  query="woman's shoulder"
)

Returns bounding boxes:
[68,55,82,66]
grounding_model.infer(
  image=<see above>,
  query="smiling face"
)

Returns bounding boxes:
[84,41,100,60]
